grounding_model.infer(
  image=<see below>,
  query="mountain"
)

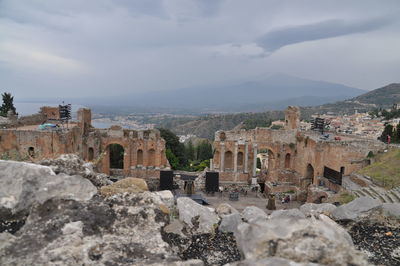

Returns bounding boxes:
[352,83,400,106]
[126,74,364,112]
[159,83,399,138]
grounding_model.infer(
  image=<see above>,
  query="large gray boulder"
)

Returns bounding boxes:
[331,196,381,221]
[177,197,219,234]
[219,212,243,233]
[0,160,97,217]
[380,203,400,218]
[300,203,337,217]
[0,192,188,265]
[269,209,306,220]
[241,206,267,222]
[216,203,239,217]
[234,214,368,265]
[225,257,319,266]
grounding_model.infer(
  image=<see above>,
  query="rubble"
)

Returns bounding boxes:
[39,154,112,187]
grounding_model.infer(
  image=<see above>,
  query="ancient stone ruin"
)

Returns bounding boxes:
[0,106,169,179]
[211,106,386,202]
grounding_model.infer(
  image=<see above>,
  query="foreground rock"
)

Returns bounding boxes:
[300,203,337,217]
[0,192,192,265]
[39,154,112,187]
[177,197,219,235]
[0,160,97,219]
[235,214,368,265]
[332,196,381,221]
[100,177,149,196]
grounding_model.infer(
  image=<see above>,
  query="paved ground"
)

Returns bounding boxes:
[200,191,301,213]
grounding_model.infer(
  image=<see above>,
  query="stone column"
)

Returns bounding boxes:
[252,143,258,177]
[233,142,238,172]
[244,141,248,173]
[220,142,225,172]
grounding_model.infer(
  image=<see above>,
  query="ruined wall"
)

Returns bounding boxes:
[0,107,169,177]
[212,111,385,186]
[40,106,60,120]
[0,129,78,160]
[284,106,300,130]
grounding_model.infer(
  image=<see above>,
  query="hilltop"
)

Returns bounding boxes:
[352,83,400,106]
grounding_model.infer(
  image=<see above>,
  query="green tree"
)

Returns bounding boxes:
[185,140,195,161]
[396,123,400,143]
[0,92,17,117]
[158,128,187,169]
[165,148,179,169]
[380,123,394,143]
[197,141,213,161]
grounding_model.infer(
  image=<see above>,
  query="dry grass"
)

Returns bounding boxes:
[358,149,400,189]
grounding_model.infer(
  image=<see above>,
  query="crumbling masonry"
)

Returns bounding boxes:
[212,106,386,201]
[0,107,169,178]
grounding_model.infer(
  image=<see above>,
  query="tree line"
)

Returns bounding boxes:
[380,122,400,144]
[158,128,213,171]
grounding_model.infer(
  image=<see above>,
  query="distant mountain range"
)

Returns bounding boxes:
[110,74,365,113]
[18,74,366,114]
[158,83,400,138]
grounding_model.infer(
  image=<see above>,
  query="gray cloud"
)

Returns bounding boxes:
[257,17,395,52]
[0,0,399,99]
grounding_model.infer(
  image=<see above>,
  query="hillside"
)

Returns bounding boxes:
[352,83,400,106]
[358,149,400,189]
[161,83,400,139]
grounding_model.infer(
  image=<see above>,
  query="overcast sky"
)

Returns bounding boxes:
[1,0,399,99]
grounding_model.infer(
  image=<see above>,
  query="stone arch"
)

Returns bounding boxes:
[137,149,143,165]
[28,147,35,158]
[224,151,233,170]
[285,153,291,168]
[148,149,156,167]
[109,143,124,169]
[306,164,314,179]
[88,147,94,161]
[301,163,314,189]
[237,151,244,167]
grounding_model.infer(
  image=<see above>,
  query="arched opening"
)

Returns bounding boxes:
[301,163,314,189]
[137,149,143,165]
[28,147,35,158]
[340,166,345,176]
[237,151,244,167]
[88,147,94,161]
[109,144,124,169]
[148,149,155,166]
[224,151,233,170]
[285,153,291,168]
[306,164,314,179]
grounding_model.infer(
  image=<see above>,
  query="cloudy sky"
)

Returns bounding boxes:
[1,0,399,99]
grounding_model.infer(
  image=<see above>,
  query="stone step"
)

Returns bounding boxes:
[389,190,400,202]
[362,188,377,199]
[384,193,394,203]
[356,190,367,197]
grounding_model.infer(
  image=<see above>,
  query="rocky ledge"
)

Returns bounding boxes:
[1,158,399,265]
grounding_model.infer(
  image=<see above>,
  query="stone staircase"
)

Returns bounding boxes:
[352,185,400,203]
